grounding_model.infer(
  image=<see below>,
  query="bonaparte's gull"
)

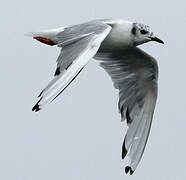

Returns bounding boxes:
[29,19,164,175]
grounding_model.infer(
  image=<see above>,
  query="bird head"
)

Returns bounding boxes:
[131,23,164,46]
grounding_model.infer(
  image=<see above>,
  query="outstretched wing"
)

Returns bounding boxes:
[95,47,158,175]
[32,21,111,112]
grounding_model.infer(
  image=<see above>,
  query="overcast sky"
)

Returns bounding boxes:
[1,0,186,179]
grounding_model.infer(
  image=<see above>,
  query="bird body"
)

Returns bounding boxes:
[28,18,164,175]
[99,19,134,51]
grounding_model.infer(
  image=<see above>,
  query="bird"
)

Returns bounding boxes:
[28,19,164,175]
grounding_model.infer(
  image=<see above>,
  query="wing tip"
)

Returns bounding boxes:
[122,138,128,159]
[32,103,41,112]
[32,104,41,112]
[54,67,61,76]
[32,99,42,112]
[125,166,134,175]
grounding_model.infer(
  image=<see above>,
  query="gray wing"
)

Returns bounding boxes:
[32,21,111,111]
[54,20,111,75]
[95,47,158,174]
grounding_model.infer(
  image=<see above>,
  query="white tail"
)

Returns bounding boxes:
[26,27,66,45]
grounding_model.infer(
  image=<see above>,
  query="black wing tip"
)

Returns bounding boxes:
[32,99,42,112]
[37,90,43,98]
[122,139,128,159]
[122,146,128,159]
[54,67,61,76]
[125,166,134,175]
[32,103,41,112]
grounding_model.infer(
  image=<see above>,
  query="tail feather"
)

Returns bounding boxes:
[26,27,65,45]
[33,37,56,46]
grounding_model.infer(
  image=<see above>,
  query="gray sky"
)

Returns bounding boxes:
[1,0,186,179]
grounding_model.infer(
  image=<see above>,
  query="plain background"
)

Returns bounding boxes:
[1,0,186,179]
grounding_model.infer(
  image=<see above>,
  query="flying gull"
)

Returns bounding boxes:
[28,19,164,175]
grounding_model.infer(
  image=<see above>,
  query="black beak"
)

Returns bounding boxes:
[150,36,164,44]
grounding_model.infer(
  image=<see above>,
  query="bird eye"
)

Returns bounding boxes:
[140,30,148,34]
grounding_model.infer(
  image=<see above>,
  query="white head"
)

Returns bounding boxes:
[131,23,164,46]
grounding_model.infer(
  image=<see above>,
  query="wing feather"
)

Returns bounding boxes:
[32,22,111,111]
[95,47,158,174]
